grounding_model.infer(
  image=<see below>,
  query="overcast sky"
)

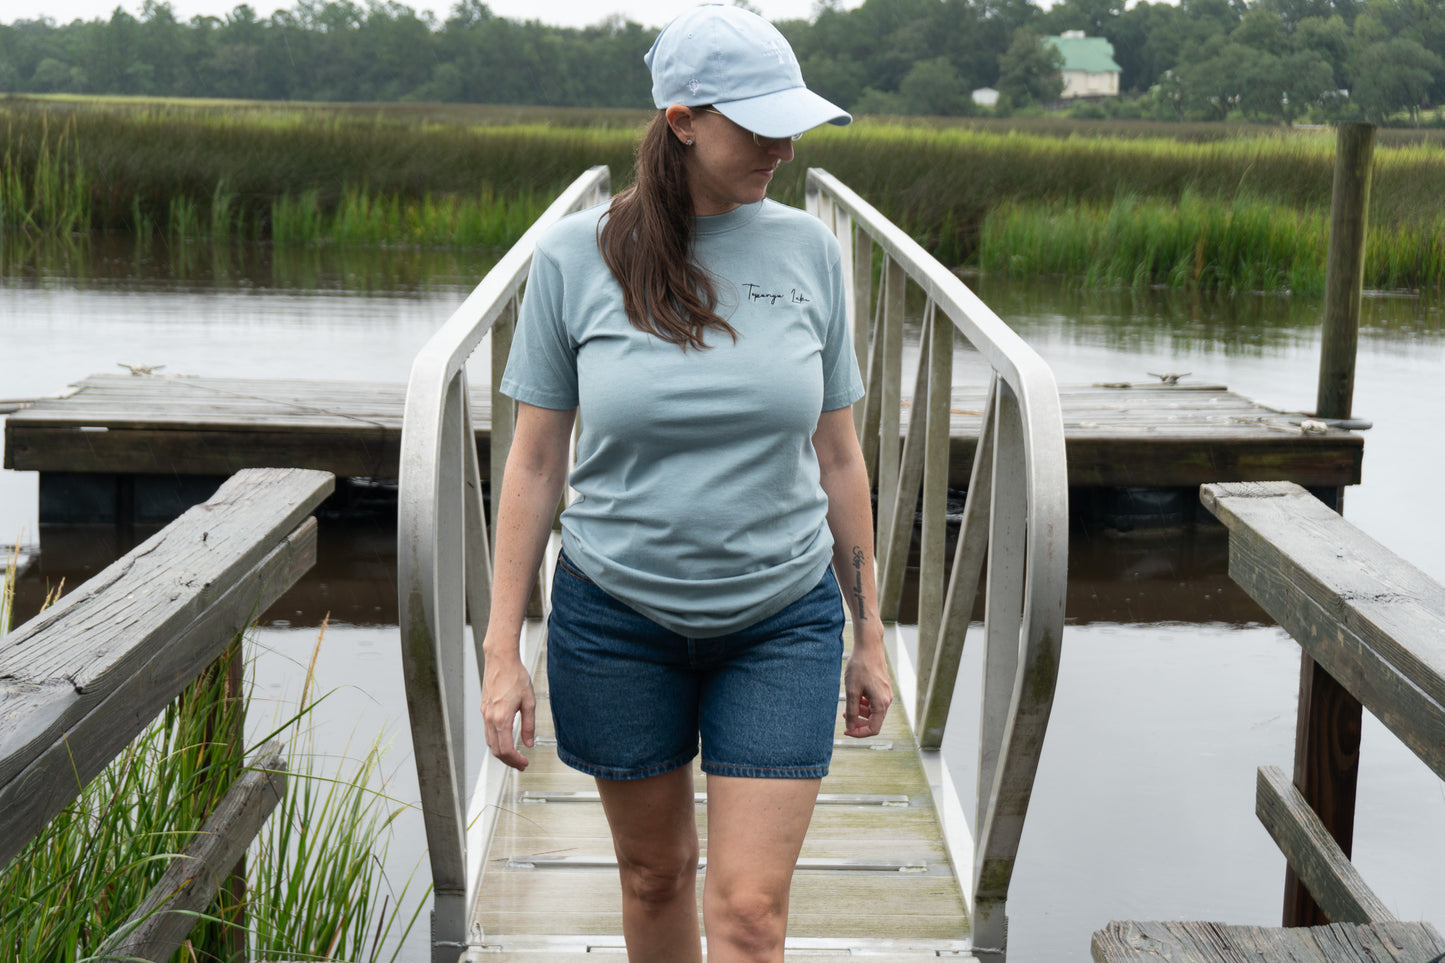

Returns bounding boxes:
[1,0,859,29]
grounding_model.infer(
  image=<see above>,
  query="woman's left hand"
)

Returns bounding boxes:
[843,624,892,738]
[813,407,893,738]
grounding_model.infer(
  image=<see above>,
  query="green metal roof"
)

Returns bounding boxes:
[1045,35,1122,74]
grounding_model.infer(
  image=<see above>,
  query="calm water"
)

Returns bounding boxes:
[2,236,1442,960]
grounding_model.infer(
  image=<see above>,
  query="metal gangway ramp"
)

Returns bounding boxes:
[398,167,1067,961]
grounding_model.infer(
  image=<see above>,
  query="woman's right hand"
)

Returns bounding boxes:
[481,638,537,770]
[478,404,574,772]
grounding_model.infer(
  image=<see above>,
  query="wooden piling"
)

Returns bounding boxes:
[1288,122,1375,929]
[1285,656,1363,926]
[1315,123,1375,423]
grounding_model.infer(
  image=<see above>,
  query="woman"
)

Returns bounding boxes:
[479,6,892,961]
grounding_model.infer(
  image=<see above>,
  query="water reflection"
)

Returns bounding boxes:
[11,511,1262,630]
[13,516,400,629]
[973,274,1444,352]
[1066,525,1263,624]
[0,232,502,295]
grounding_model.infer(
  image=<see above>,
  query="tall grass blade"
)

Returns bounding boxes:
[0,624,420,963]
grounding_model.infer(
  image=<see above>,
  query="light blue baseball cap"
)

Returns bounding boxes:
[645,4,851,140]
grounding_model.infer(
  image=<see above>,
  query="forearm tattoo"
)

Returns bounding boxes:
[851,545,868,620]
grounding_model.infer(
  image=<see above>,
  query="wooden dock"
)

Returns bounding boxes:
[0,468,332,961]
[1091,480,1445,962]
[4,373,1362,523]
[469,626,973,960]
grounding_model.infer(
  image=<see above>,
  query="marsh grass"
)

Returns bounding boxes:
[246,622,425,962]
[1367,211,1445,291]
[1,540,59,641]
[4,96,1445,288]
[0,607,421,962]
[2,110,89,235]
[980,192,1331,293]
[4,99,633,246]
[271,185,547,247]
[0,545,17,638]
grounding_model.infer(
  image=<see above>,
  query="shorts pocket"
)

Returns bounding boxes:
[556,550,597,585]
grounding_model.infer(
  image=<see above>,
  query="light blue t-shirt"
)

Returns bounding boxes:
[499,198,864,637]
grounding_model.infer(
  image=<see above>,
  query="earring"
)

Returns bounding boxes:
[685,138,694,146]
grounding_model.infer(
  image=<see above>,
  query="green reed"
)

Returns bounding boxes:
[167,194,201,240]
[798,121,1433,282]
[0,623,420,962]
[271,185,548,247]
[0,547,16,638]
[1,110,90,235]
[978,188,1445,292]
[1367,213,1445,291]
[979,192,1332,292]
[4,96,1445,288]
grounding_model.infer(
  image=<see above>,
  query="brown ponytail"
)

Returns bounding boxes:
[598,111,737,351]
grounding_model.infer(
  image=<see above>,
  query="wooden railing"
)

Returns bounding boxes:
[396,166,611,962]
[1202,481,1445,926]
[807,169,1068,958]
[0,467,332,961]
[397,166,1068,961]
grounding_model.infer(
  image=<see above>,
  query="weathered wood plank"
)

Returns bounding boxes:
[1093,920,1445,963]
[6,425,426,478]
[6,375,1362,489]
[1200,481,1445,777]
[493,741,944,863]
[1255,765,1395,925]
[474,869,969,940]
[0,468,332,865]
[1052,436,1360,488]
[15,375,1323,437]
[3,374,488,478]
[1093,920,1259,962]
[1314,920,1445,960]
[0,525,315,865]
[494,807,949,864]
[8,374,449,429]
[96,742,288,963]
[1,467,333,769]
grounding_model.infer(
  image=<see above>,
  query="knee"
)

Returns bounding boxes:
[709,887,787,958]
[617,844,698,907]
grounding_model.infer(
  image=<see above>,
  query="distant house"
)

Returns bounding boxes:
[1044,31,1122,99]
[972,86,999,108]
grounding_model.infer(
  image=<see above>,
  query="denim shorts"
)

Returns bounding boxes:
[546,551,845,781]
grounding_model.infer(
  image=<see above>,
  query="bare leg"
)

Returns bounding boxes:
[702,774,821,962]
[595,766,702,963]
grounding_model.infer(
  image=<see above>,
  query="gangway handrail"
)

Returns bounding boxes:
[807,168,1068,959]
[399,164,1065,962]
[396,166,611,963]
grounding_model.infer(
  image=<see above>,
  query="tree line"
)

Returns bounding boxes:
[1,0,1442,124]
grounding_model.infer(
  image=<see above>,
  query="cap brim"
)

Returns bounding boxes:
[714,87,851,140]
